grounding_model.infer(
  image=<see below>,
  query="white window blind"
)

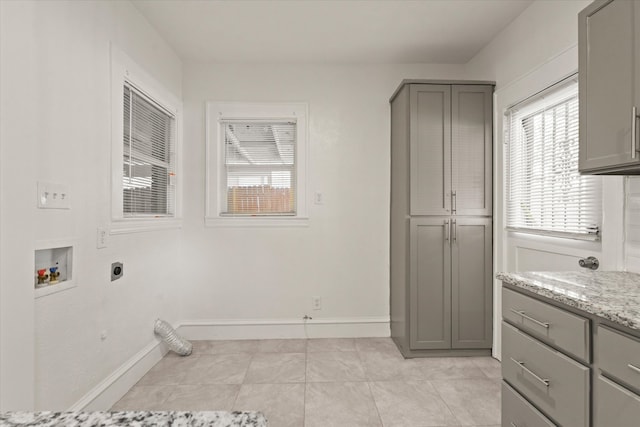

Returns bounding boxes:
[506,76,601,240]
[221,120,296,216]
[123,83,176,217]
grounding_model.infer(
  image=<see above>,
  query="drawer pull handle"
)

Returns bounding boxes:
[510,357,550,387]
[628,364,640,374]
[510,309,550,329]
[510,423,518,427]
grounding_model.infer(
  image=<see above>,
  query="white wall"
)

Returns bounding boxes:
[180,63,467,333]
[0,0,183,410]
[4,0,634,412]
[626,177,640,271]
[464,0,628,358]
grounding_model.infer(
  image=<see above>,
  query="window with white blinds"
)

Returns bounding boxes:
[506,75,602,240]
[222,120,296,215]
[123,82,176,217]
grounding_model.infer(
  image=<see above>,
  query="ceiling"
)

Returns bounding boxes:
[132,0,533,64]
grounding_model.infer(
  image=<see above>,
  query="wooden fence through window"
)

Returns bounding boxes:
[227,185,293,214]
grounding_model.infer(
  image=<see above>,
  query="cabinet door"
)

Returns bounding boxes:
[410,217,451,349]
[595,376,640,427]
[410,85,452,215]
[451,85,493,216]
[579,0,640,172]
[451,217,492,349]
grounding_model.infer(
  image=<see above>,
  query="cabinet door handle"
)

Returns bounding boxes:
[632,106,638,159]
[444,220,450,242]
[452,219,457,242]
[510,357,550,387]
[510,423,518,427]
[628,363,640,374]
[451,190,457,214]
[509,309,550,329]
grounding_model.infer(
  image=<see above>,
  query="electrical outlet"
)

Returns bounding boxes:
[97,227,109,249]
[312,296,322,310]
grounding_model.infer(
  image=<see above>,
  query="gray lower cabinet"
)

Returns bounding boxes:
[451,217,493,348]
[409,217,492,352]
[502,322,589,427]
[579,0,640,174]
[594,325,640,427]
[410,218,451,350]
[502,381,556,427]
[501,284,640,427]
[502,287,590,363]
[594,376,640,427]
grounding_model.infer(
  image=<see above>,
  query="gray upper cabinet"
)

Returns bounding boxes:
[409,84,492,215]
[410,84,452,215]
[579,0,640,174]
[451,86,493,215]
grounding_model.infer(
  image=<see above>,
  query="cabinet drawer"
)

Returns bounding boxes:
[502,288,590,362]
[594,375,640,427]
[597,325,640,392]
[502,381,556,427]
[502,322,590,427]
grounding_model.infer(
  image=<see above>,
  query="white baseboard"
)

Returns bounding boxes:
[176,317,390,340]
[69,316,389,411]
[69,338,168,411]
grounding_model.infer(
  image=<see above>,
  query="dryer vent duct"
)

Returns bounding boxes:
[154,318,192,356]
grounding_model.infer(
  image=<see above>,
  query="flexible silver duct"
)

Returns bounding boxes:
[154,318,192,356]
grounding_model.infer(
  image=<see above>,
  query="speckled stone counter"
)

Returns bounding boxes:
[0,411,267,427]
[497,270,640,331]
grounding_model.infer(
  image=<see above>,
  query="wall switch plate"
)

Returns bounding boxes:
[314,192,324,205]
[37,181,71,209]
[97,227,109,249]
[312,296,322,310]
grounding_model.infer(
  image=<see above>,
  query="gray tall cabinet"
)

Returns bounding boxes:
[390,81,494,357]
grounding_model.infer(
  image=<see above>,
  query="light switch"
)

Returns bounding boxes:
[37,181,70,209]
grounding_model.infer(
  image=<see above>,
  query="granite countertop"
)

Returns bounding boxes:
[497,270,640,331]
[0,411,267,427]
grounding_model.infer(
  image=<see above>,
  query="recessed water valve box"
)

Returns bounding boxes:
[111,262,123,281]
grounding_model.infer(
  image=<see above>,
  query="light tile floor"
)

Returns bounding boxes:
[112,338,501,427]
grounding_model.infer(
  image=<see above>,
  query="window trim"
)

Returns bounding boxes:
[110,45,182,234]
[205,101,309,227]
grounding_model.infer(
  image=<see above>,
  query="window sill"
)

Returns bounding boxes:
[205,216,309,228]
[110,218,182,235]
[506,227,601,242]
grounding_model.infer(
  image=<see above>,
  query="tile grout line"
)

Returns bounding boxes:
[230,347,255,410]
[428,378,463,426]
[365,381,385,427]
[356,345,385,426]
